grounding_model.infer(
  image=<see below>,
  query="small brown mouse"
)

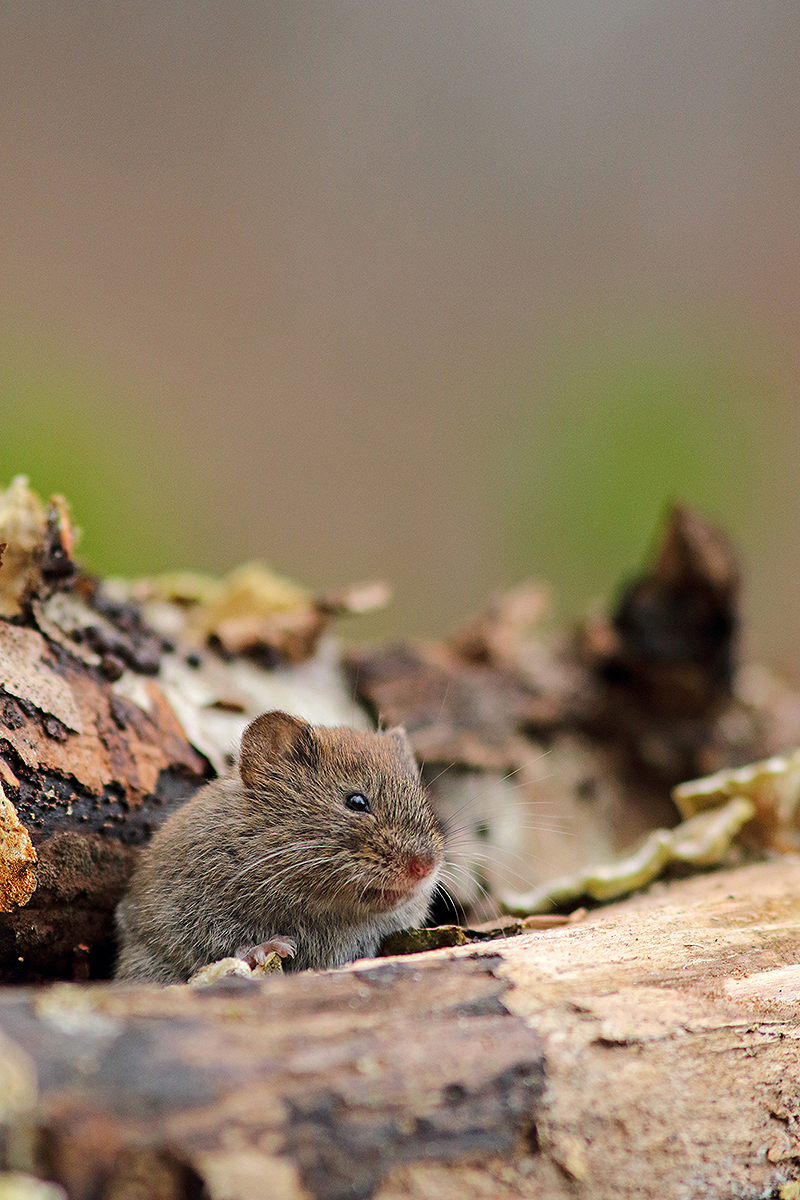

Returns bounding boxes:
[115,710,444,982]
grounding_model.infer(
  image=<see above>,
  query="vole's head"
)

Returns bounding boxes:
[237,711,444,918]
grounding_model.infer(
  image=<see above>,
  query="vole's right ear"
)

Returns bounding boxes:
[239,711,318,788]
[385,726,420,776]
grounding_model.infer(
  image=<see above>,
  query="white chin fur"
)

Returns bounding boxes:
[394,872,440,924]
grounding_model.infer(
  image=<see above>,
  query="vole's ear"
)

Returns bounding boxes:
[385,726,419,776]
[240,711,318,789]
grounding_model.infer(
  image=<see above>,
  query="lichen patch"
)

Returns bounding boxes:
[0,782,37,910]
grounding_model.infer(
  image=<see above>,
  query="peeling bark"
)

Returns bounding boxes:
[0,620,210,982]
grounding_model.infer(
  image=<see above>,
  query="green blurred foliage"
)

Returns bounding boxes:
[0,323,772,633]
[0,335,184,577]
[504,325,764,613]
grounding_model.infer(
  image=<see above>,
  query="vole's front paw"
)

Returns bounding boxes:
[239,937,297,968]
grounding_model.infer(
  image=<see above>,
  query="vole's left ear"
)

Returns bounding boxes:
[240,710,318,791]
[385,726,420,776]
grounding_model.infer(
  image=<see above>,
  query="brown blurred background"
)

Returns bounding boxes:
[1,3,798,673]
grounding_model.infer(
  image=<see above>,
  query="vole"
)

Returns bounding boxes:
[115,710,444,982]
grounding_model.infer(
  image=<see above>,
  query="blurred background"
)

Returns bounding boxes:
[1,2,798,673]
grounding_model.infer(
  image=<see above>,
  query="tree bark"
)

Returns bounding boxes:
[2,855,800,1200]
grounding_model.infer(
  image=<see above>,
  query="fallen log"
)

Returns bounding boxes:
[2,855,800,1200]
[3,481,800,1198]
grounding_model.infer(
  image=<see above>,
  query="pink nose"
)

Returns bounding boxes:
[405,853,436,880]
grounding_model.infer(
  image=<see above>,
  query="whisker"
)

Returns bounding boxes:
[440,822,573,851]
[432,879,464,913]
[440,829,573,863]
[442,815,573,842]
[223,841,330,887]
[447,842,563,876]
[430,764,555,830]
[435,680,452,727]
[448,872,493,904]
[245,853,343,893]
[437,861,491,897]
[444,849,536,880]
[351,664,362,727]
[424,762,457,789]
[437,867,476,895]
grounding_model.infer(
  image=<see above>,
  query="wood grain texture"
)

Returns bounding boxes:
[0,952,544,1200]
[2,857,800,1199]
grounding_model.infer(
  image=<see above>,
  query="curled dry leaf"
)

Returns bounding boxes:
[137,563,389,665]
[0,478,80,619]
[500,795,755,915]
[316,578,392,616]
[136,562,317,662]
[186,562,312,652]
[0,783,38,912]
[447,581,550,669]
[0,477,46,617]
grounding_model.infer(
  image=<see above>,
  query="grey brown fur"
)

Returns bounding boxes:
[115,711,444,982]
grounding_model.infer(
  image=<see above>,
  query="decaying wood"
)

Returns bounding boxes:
[2,483,800,1197]
[4,489,800,979]
[2,856,800,1200]
[0,618,211,981]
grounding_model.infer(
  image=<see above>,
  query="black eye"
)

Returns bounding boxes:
[345,792,372,814]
